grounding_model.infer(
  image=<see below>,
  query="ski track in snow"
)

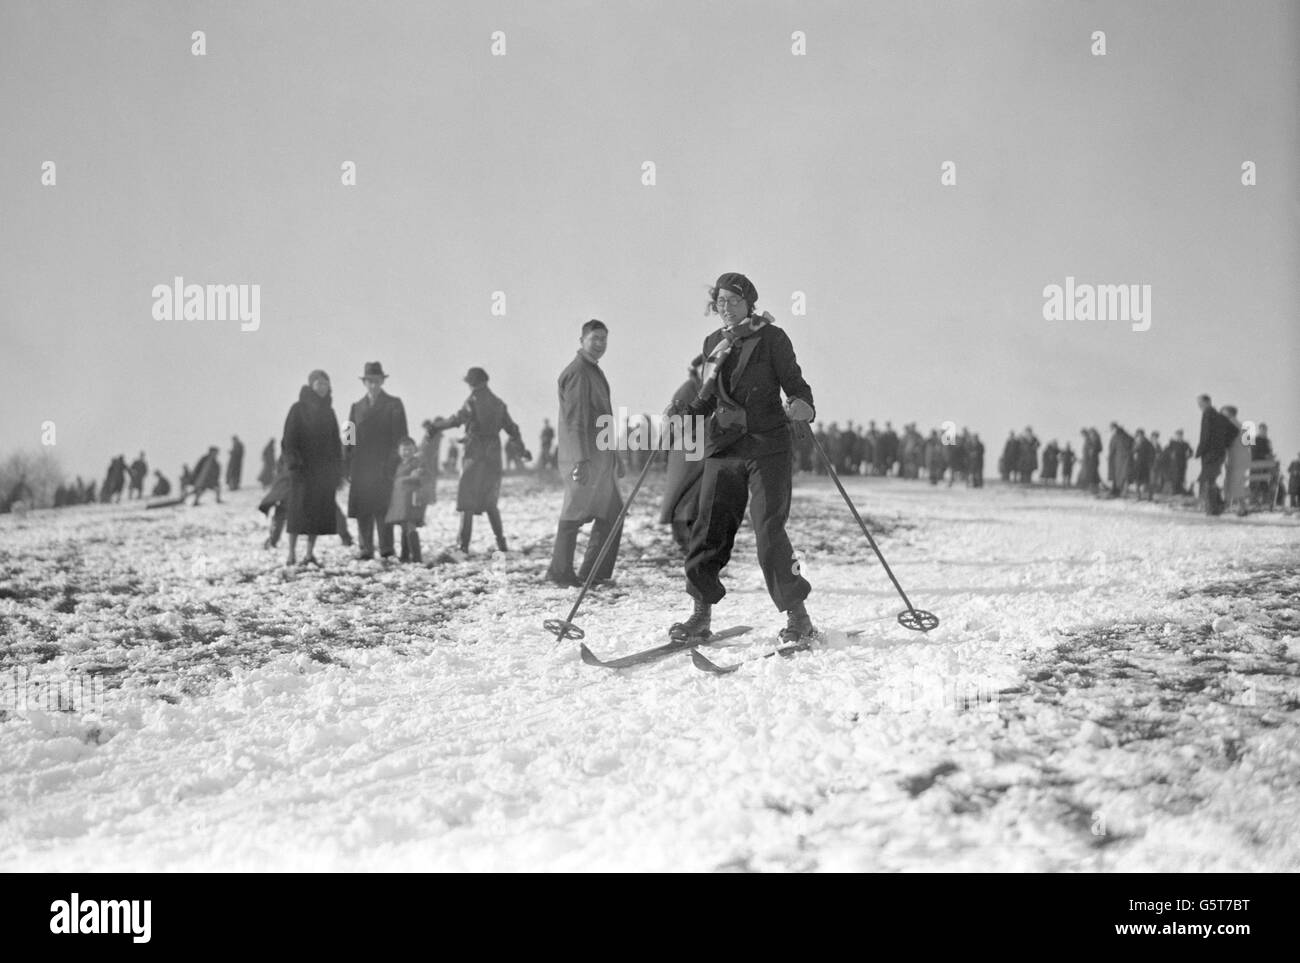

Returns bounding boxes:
[1,475,1298,871]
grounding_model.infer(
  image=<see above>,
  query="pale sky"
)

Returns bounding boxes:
[2,0,1297,481]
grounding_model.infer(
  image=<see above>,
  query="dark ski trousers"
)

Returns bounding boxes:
[356,513,396,557]
[1200,453,1225,515]
[460,508,506,552]
[685,450,810,612]
[548,514,621,582]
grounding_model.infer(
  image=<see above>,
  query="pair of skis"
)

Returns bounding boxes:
[579,625,819,675]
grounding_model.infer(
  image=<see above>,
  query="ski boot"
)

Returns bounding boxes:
[779,600,817,644]
[669,598,712,642]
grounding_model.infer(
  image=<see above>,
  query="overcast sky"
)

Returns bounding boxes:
[2,0,1297,481]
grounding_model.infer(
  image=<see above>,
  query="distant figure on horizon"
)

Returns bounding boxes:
[539,418,556,471]
[226,435,245,491]
[258,438,277,489]
[1194,394,1236,516]
[1167,429,1192,495]
[1040,439,1059,485]
[1132,429,1155,501]
[1059,442,1075,486]
[151,470,171,497]
[969,433,985,487]
[1107,423,1133,498]
[128,452,148,499]
[1220,405,1250,516]
[100,455,127,503]
[190,447,222,506]
[999,431,1018,483]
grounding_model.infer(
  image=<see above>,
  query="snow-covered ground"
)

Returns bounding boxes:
[2,474,1298,871]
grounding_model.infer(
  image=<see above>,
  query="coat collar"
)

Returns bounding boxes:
[355,389,390,422]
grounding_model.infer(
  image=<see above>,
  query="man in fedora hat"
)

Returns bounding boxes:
[345,361,408,559]
[431,367,528,553]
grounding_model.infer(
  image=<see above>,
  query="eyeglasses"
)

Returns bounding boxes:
[716,294,746,307]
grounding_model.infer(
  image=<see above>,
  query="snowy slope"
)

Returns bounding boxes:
[1,476,1297,871]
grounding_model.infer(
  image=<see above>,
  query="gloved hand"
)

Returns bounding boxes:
[571,461,590,485]
[785,398,815,422]
[522,449,533,461]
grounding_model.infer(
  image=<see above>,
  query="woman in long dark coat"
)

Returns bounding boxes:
[433,367,526,553]
[282,369,342,566]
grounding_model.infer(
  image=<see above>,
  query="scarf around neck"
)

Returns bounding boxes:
[699,314,769,401]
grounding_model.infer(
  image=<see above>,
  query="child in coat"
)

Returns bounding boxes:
[385,437,426,562]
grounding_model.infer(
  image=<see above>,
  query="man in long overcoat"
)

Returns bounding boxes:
[345,361,408,559]
[1194,394,1236,515]
[547,319,623,586]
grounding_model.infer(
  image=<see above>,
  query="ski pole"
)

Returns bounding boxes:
[543,449,662,641]
[800,422,939,632]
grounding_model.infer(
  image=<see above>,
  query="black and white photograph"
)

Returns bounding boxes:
[1,0,1298,905]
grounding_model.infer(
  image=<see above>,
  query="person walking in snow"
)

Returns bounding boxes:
[665,272,818,644]
[431,367,527,554]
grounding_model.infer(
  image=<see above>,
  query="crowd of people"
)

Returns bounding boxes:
[37,436,250,511]
[16,279,1298,583]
